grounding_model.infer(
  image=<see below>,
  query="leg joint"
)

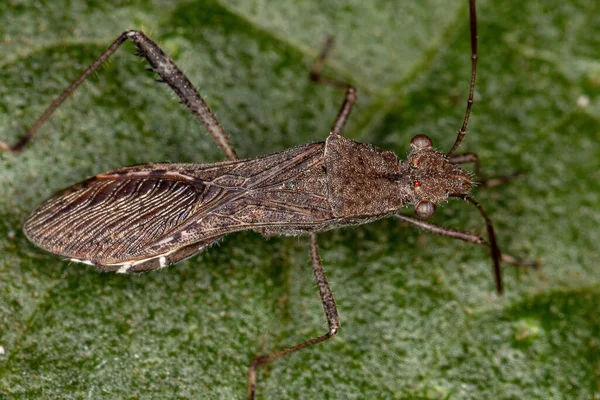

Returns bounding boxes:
[328,326,339,338]
[123,29,141,37]
[250,354,270,368]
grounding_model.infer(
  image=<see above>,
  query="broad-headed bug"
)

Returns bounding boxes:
[1,0,538,397]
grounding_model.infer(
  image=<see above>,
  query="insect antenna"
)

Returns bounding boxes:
[450,193,503,295]
[447,0,478,157]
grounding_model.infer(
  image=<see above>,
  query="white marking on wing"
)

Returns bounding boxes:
[105,248,178,272]
[70,258,95,266]
[117,263,132,274]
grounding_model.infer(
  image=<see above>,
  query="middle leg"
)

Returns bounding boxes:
[247,233,339,399]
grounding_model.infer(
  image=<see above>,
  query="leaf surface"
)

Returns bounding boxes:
[1,0,598,398]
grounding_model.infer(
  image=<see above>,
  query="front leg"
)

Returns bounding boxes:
[450,152,522,188]
[395,214,539,269]
[247,233,339,399]
[395,212,539,295]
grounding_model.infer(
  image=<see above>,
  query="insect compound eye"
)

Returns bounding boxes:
[410,135,433,151]
[415,200,436,218]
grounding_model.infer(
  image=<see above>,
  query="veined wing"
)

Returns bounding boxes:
[24,142,332,272]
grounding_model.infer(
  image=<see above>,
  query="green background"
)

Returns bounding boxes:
[1,0,598,398]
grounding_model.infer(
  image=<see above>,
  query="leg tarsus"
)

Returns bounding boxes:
[2,32,130,155]
[247,233,339,399]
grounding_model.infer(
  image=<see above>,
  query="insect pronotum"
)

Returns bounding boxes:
[1,0,538,397]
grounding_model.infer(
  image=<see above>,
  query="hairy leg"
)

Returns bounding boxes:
[1,30,238,160]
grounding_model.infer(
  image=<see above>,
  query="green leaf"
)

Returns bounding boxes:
[1,0,598,398]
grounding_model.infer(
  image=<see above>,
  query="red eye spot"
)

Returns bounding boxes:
[412,161,419,166]
[414,181,421,187]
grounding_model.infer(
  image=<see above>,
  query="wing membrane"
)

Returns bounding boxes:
[25,171,218,264]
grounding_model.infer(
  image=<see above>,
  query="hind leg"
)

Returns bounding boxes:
[1,30,238,160]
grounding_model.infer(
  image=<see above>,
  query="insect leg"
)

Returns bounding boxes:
[450,152,523,188]
[395,214,538,269]
[328,87,357,135]
[247,233,339,400]
[309,36,357,135]
[1,34,131,154]
[1,30,238,161]
[395,212,539,295]
[309,36,349,90]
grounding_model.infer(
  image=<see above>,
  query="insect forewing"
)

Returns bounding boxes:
[24,165,226,272]
[24,143,332,273]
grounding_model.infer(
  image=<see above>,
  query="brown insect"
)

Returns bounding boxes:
[1,0,537,397]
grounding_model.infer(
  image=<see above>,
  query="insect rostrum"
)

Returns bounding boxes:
[2,0,538,398]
